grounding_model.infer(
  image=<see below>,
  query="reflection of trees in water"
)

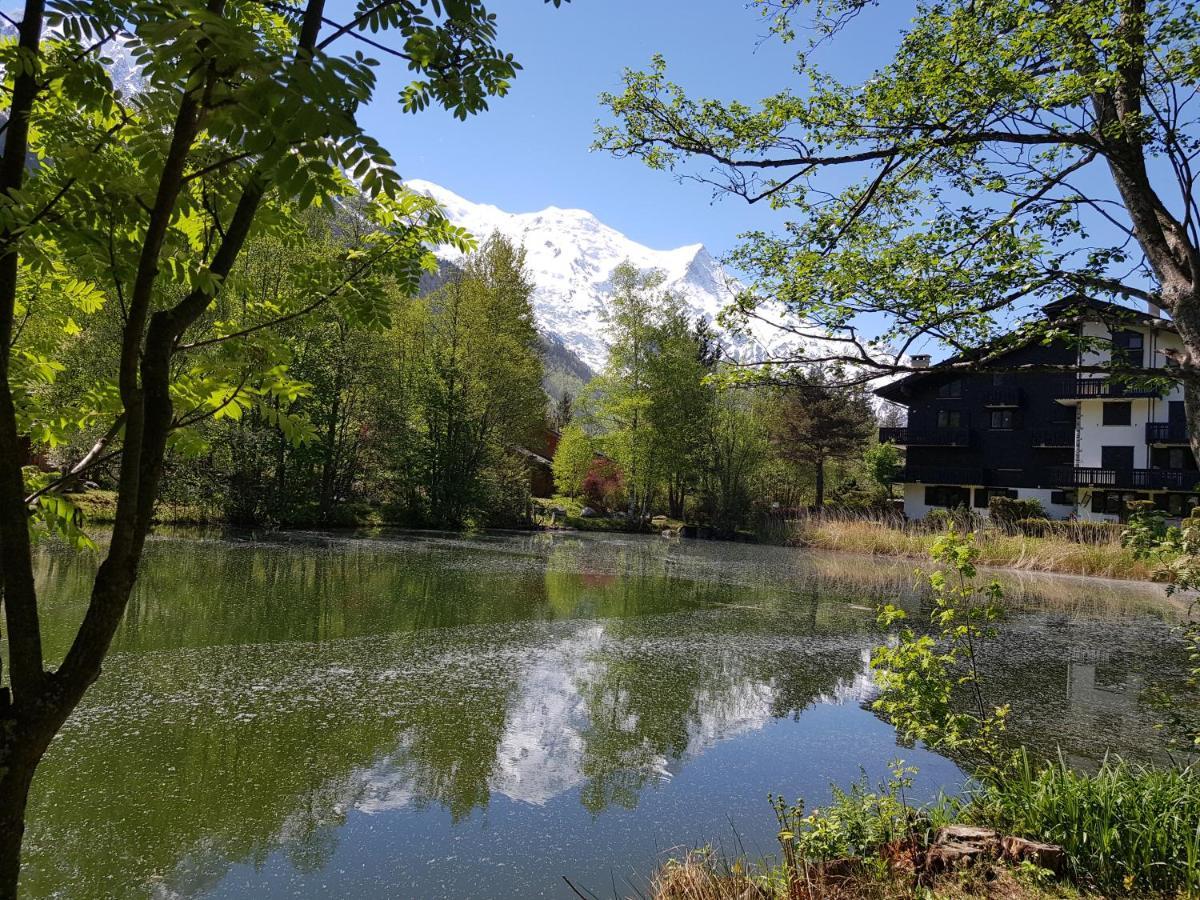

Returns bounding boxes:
[24,530,1186,897]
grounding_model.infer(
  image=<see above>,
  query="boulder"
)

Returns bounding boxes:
[650,515,669,526]
[1000,835,1066,874]
[579,506,599,518]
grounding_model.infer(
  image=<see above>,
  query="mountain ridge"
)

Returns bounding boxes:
[406,180,791,371]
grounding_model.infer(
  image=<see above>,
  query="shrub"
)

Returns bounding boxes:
[581,457,624,511]
[988,496,1047,528]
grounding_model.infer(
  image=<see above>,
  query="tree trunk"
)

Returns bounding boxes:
[0,764,34,899]
[0,720,56,900]
[814,456,825,513]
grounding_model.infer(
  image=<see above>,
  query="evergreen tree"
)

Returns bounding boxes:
[770,371,875,511]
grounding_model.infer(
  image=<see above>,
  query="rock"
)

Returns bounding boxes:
[1001,835,1066,874]
[579,506,599,518]
[661,529,674,537]
[650,515,668,526]
[925,826,1001,872]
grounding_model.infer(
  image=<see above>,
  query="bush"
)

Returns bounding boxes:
[988,495,1047,528]
[581,457,624,511]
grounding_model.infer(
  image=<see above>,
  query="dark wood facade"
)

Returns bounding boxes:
[877,340,1078,493]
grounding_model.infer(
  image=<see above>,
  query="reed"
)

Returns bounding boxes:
[977,752,1200,896]
[769,511,1159,581]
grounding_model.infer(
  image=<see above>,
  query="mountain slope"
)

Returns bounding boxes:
[406,180,791,371]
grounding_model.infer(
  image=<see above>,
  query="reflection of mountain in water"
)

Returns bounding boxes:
[22,530,1190,899]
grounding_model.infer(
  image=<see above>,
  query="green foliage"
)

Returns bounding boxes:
[595,1,1200,391]
[988,496,1047,529]
[552,423,595,498]
[979,751,1200,896]
[862,441,902,498]
[872,532,1010,769]
[772,761,952,864]
[768,371,874,509]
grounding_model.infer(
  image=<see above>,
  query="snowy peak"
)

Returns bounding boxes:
[405,180,783,370]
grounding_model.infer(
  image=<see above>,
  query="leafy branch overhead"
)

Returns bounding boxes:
[0,0,567,890]
[596,1,1200,389]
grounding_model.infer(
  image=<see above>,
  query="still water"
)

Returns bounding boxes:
[23,529,1190,898]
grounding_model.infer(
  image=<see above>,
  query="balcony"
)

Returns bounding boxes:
[878,427,970,447]
[902,465,986,485]
[1049,466,1200,491]
[1055,377,1162,402]
[1146,422,1190,445]
[983,387,1022,407]
[1031,427,1075,448]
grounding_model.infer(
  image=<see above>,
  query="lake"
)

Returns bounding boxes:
[22,529,1191,898]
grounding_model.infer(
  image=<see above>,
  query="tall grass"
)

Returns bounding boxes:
[763,510,1159,581]
[977,751,1200,895]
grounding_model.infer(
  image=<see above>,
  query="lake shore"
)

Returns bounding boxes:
[73,488,1169,585]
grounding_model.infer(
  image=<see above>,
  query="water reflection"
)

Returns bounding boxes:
[19,530,1190,899]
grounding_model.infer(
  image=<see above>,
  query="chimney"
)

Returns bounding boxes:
[911,354,931,369]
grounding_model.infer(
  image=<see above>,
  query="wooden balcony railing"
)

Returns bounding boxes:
[1146,422,1190,445]
[878,427,970,447]
[1049,467,1200,491]
[1056,378,1161,400]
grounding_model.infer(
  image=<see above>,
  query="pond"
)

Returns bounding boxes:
[21,529,1191,898]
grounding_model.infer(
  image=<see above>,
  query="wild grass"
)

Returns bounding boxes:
[770,511,1159,581]
[974,752,1200,896]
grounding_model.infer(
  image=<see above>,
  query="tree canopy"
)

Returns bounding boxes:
[596,0,1199,402]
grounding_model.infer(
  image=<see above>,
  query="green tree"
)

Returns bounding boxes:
[597,1,1200,450]
[552,423,595,498]
[589,262,676,517]
[862,441,903,501]
[769,372,874,511]
[701,388,768,531]
[645,314,718,518]
[412,234,546,526]
[0,1,564,891]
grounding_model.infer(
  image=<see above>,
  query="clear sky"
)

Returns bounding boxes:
[356,0,917,259]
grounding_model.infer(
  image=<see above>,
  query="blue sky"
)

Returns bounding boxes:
[357,1,917,258]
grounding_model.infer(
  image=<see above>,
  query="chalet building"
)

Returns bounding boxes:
[875,298,1199,522]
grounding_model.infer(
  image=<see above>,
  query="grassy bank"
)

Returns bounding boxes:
[651,755,1200,899]
[777,514,1159,581]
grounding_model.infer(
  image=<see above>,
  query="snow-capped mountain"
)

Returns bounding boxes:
[406,180,794,371]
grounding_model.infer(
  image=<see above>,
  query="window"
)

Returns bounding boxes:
[1091,491,1147,516]
[1169,447,1188,470]
[1100,445,1135,470]
[1050,490,1076,506]
[937,409,962,429]
[989,409,1015,429]
[925,485,971,509]
[1113,329,1145,368]
[1162,494,1199,517]
[937,379,962,399]
[1103,402,1132,426]
[974,487,1017,508]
